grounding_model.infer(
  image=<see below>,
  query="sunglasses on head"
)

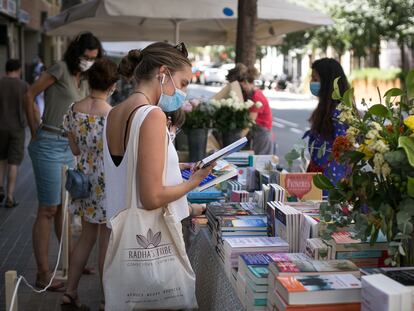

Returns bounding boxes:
[174,42,188,58]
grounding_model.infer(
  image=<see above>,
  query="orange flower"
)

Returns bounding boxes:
[332,136,353,161]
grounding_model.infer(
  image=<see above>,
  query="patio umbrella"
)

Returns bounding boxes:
[45,0,332,45]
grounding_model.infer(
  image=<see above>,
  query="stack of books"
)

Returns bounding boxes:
[267,259,361,311]
[222,236,289,280]
[224,151,251,166]
[270,274,361,311]
[230,190,250,202]
[327,231,389,267]
[237,253,309,310]
[305,238,331,260]
[205,202,265,249]
[362,274,412,311]
[361,266,414,299]
[267,201,301,252]
[187,187,224,203]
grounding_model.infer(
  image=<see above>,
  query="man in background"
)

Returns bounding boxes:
[0,59,29,207]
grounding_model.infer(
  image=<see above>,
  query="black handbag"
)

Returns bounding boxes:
[65,168,91,199]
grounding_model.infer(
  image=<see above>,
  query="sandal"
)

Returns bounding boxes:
[5,197,18,208]
[35,278,65,292]
[61,293,90,311]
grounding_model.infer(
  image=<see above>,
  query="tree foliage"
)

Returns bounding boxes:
[281,0,414,69]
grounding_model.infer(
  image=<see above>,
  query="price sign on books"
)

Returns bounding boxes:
[280,173,322,201]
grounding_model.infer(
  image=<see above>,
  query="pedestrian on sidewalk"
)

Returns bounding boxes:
[24,32,103,292]
[0,59,29,207]
[61,58,117,311]
[304,58,351,186]
[227,64,274,155]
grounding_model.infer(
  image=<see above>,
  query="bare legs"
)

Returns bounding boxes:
[0,161,19,204]
[63,221,111,306]
[32,204,64,288]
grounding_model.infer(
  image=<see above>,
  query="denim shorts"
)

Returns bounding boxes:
[28,129,74,206]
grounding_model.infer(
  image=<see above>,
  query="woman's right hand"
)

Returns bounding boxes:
[188,162,216,188]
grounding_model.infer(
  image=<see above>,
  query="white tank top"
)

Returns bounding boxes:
[103,105,189,228]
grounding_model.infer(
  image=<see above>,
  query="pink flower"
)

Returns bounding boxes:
[190,98,200,107]
[182,101,193,112]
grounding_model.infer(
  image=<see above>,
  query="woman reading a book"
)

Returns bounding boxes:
[304,58,352,185]
[103,42,213,308]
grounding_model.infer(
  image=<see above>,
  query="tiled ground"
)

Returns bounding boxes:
[0,137,102,311]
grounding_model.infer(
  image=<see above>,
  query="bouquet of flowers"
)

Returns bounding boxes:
[182,98,215,130]
[314,71,414,265]
[209,90,262,133]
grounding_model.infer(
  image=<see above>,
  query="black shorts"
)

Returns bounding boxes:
[0,128,26,165]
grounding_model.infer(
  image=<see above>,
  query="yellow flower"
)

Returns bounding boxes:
[80,125,87,135]
[404,116,414,131]
[88,116,96,123]
[87,207,95,215]
[97,140,103,151]
[95,185,102,195]
[358,144,374,160]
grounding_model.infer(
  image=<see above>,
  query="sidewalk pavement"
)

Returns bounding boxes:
[0,135,102,311]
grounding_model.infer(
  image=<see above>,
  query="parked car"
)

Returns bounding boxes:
[204,63,235,85]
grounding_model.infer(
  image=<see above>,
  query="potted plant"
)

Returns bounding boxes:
[209,90,260,146]
[313,70,414,266]
[182,98,214,162]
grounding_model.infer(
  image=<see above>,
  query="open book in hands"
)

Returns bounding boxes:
[181,160,238,192]
[195,137,248,170]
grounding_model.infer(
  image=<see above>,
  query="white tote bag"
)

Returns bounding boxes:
[103,106,197,310]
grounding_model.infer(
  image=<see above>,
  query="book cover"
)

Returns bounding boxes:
[278,274,361,293]
[279,173,322,201]
[272,259,360,276]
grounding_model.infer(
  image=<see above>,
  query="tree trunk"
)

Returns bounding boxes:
[235,0,258,67]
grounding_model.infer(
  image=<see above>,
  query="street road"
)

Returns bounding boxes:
[187,84,317,167]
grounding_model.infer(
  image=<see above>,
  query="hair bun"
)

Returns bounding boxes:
[127,49,142,64]
[118,49,142,79]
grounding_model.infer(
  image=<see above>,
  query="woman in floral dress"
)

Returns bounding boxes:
[304,58,350,186]
[61,58,118,311]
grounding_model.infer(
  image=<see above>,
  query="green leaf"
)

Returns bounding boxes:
[313,174,334,190]
[384,88,404,98]
[367,104,389,118]
[405,70,414,100]
[332,77,342,100]
[284,149,300,162]
[398,136,414,167]
[342,88,354,107]
[317,142,327,159]
[384,150,409,169]
[407,176,414,198]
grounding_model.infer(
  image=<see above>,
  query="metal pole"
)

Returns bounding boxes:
[174,20,180,44]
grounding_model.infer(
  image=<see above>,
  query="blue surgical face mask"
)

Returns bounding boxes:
[310,81,321,97]
[158,71,187,112]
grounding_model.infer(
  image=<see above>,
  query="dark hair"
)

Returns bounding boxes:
[88,58,119,91]
[118,42,191,82]
[309,58,349,140]
[226,63,247,82]
[226,63,258,84]
[166,109,186,128]
[63,32,103,75]
[6,59,21,72]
